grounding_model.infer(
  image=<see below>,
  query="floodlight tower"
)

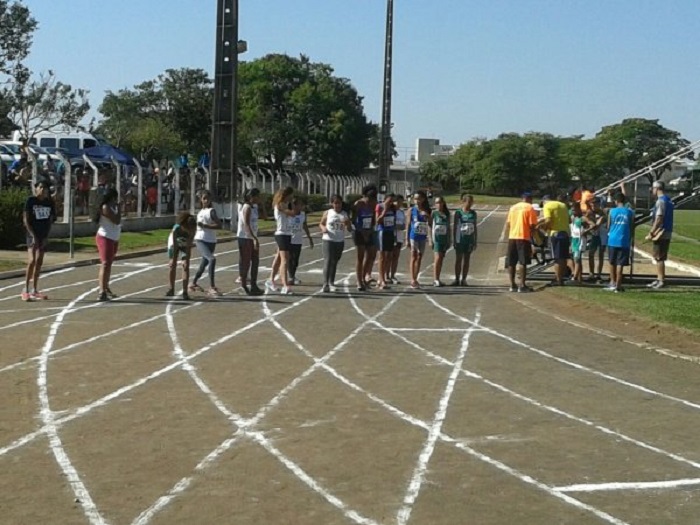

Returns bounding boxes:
[211,0,247,203]
[378,0,394,186]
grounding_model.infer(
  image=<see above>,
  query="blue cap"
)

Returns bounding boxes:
[521,191,532,197]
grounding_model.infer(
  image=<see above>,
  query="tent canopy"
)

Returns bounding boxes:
[83,145,135,165]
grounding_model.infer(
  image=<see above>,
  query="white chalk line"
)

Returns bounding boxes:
[510,294,700,365]
[426,295,700,413]
[0,287,320,459]
[0,245,335,375]
[37,285,109,524]
[133,275,394,525]
[555,478,700,493]
[343,289,629,525]
[0,267,75,293]
[396,311,481,525]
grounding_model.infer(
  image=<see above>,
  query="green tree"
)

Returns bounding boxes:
[0,0,36,81]
[238,54,376,175]
[9,70,90,143]
[593,118,690,184]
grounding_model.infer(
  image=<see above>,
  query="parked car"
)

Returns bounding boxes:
[0,144,14,165]
[0,141,60,163]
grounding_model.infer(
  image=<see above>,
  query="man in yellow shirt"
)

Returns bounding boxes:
[505,191,539,292]
[541,194,570,286]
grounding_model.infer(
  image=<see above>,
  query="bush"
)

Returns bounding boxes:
[0,187,30,249]
[345,194,362,205]
[303,193,328,212]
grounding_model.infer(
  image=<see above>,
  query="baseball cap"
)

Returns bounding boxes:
[652,180,664,190]
[521,190,532,197]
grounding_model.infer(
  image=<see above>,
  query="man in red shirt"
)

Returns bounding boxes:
[505,191,539,292]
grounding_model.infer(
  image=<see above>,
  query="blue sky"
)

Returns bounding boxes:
[23,0,700,156]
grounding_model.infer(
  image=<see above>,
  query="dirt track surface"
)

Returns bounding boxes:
[2,207,700,525]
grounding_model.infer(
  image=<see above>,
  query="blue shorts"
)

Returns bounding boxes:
[608,246,630,267]
[550,232,570,260]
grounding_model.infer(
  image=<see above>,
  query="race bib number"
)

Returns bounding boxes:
[291,220,302,233]
[328,219,343,232]
[414,222,428,235]
[384,216,395,227]
[434,224,447,236]
[362,217,372,230]
[461,222,475,235]
[33,206,52,220]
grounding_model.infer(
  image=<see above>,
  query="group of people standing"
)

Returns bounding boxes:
[505,181,675,293]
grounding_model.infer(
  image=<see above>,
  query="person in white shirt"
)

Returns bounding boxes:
[237,188,263,295]
[95,188,121,302]
[190,191,222,296]
[266,186,296,295]
[319,195,353,292]
[288,197,314,285]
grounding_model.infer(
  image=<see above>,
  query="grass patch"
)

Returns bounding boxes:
[442,193,519,206]
[551,286,700,333]
[635,224,700,265]
[0,259,25,272]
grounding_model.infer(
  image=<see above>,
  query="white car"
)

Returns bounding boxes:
[0,144,14,165]
[0,141,59,163]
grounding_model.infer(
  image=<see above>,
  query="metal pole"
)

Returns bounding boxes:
[69,187,75,259]
[378,0,394,186]
[133,158,144,218]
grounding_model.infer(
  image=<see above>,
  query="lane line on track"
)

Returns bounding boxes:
[426,295,700,412]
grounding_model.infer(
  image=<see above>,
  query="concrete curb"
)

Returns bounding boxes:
[633,246,700,278]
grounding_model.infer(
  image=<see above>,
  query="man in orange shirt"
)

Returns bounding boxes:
[505,191,539,292]
[580,186,595,213]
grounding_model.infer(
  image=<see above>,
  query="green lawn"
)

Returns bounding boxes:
[550,286,700,333]
[635,222,700,264]
[442,193,519,206]
[0,260,25,272]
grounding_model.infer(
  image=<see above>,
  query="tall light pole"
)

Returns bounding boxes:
[211,0,246,210]
[378,0,394,186]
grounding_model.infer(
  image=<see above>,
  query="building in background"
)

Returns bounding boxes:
[415,138,456,163]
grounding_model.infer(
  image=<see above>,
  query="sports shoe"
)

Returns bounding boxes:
[449,279,460,286]
[235,276,242,284]
[410,281,420,289]
[321,285,331,293]
[20,291,33,302]
[509,285,518,292]
[31,291,48,300]
[614,287,626,293]
[392,278,401,285]
[164,288,175,297]
[602,285,616,292]
[189,283,203,292]
[291,277,302,285]
[105,288,117,299]
[518,285,533,293]
[650,280,665,289]
[264,280,278,293]
[250,285,264,296]
[460,279,468,287]
[329,285,338,293]
[645,280,659,288]
[433,280,444,288]
[357,285,366,292]
[207,287,222,297]
[98,291,109,301]
[280,286,293,295]
[182,292,190,300]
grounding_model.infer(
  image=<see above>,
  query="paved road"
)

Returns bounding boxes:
[1,208,700,525]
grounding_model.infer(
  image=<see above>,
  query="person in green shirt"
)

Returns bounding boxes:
[451,193,478,286]
[431,196,451,287]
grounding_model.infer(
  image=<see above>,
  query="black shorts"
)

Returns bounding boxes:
[354,230,374,247]
[550,232,570,260]
[506,239,532,267]
[608,246,630,267]
[652,239,670,261]
[377,230,395,252]
[275,234,292,251]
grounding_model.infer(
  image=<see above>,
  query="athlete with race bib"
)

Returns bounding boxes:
[452,193,478,286]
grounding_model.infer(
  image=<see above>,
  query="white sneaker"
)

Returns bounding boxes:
[265,280,278,293]
[280,286,293,295]
[293,278,302,285]
[329,285,338,292]
[651,280,665,289]
[235,276,242,284]
[646,280,659,288]
[321,285,330,293]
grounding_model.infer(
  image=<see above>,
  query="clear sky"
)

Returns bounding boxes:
[23,0,700,156]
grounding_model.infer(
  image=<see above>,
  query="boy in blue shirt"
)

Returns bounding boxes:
[605,193,635,293]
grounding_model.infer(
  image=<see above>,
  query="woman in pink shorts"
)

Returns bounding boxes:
[95,188,122,301]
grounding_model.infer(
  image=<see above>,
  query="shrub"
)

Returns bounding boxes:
[0,187,30,249]
[303,193,328,212]
[345,194,362,205]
